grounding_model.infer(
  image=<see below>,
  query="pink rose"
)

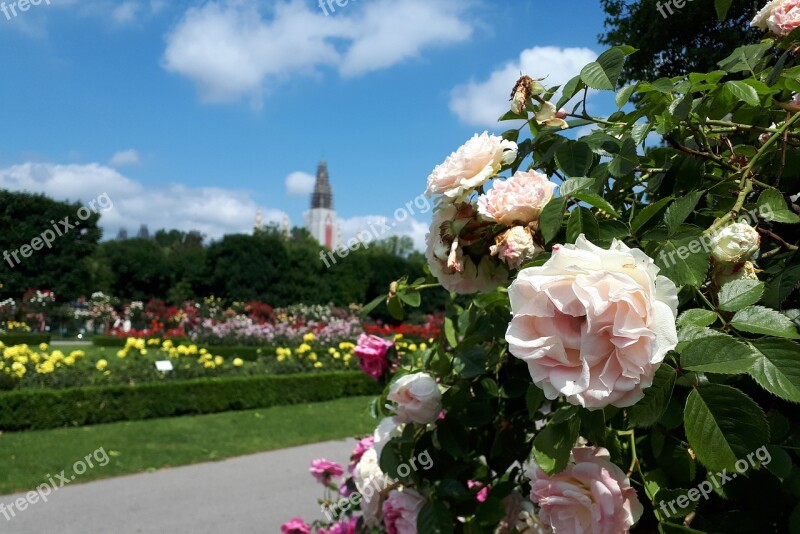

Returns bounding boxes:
[318,517,358,534]
[467,480,490,503]
[490,226,543,270]
[349,435,376,473]
[530,447,643,534]
[478,171,556,226]
[354,334,394,380]
[426,204,508,294]
[768,0,800,35]
[387,372,442,425]
[281,517,311,534]
[309,459,345,485]
[506,235,678,409]
[426,132,518,203]
[382,488,426,534]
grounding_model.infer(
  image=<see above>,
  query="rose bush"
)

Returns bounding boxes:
[290,7,800,532]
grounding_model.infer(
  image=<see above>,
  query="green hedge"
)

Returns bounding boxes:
[91,335,189,347]
[0,333,51,346]
[0,371,379,431]
[205,346,262,361]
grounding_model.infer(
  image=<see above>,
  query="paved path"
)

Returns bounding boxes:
[2,439,356,533]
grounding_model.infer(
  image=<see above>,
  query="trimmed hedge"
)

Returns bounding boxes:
[204,346,262,361]
[0,371,380,431]
[91,335,189,347]
[0,333,51,346]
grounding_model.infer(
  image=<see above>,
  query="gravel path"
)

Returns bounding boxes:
[2,439,355,533]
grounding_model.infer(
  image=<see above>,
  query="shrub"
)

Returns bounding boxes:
[0,333,51,346]
[0,371,379,431]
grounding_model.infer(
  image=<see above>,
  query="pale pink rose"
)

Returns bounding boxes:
[530,447,643,534]
[281,517,311,534]
[426,132,518,202]
[535,101,568,129]
[426,204,508,294]
[309,459,345,485]
[490,226,543,270]
[382,488,426,534]
[751,0,778,29]
[387,372,442,425]
[478,171,556,225]
[506,235,678,409]
[354,334,394,380]
[768,0,800,35]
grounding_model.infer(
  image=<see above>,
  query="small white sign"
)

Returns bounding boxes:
[155,360,174,372]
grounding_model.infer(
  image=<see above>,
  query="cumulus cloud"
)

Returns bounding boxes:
[0,162,285,241]
[449,46,598,128]
[285,171,316,196]
[108,149,141,167]
[163,0,473,104]
[111,1,140,24]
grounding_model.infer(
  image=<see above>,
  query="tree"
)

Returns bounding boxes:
[100,239,171,301]
[0,190,102,300]
[599,0,760,84]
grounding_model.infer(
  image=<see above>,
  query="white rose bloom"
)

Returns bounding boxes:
[426,132,518,203]
[353,447,393,528]
[751,0,777,29]
[387,372,443,425]
[710,222,761,264]
[535,101,568,130]
[490,226,543,270]
[373,417,403,460]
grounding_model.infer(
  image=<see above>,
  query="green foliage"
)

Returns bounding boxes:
[0,371,379,430]
[0,333,51,345]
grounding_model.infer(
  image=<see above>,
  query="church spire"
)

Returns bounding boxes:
[311,160,333,210]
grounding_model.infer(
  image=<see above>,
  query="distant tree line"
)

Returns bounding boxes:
[0,190,446,315]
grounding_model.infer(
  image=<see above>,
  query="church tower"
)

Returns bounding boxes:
[304,161,339,249]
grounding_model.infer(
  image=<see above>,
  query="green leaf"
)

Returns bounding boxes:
[616,83,638,108]
[631,197,673,234]
[684,384,769,473]
[398,290,421,308]
[628,363,677,428]
[556,75,586,109]
[387,295,404,320]
[607,136,639,178]
[725,81,760,106]
[566,207,599,243]
[715,0,733,20]
[731,306,800,339]
[360,294,385,317]
[444,317,458,347]
[654,235,710,288]
[453,347,486,379]
[717,279,765,312]
[764,262,800,308]
[532,417,580,475]
[540,197,567,245]
[654,488,698,519]
[559,177,595,197]
[555,142,593,177]
[573,191,620,218]
[681,334,757,375]
[417,501,455,534]
[757,190,800,223]
[580,48,626,90]
[664,191,704,235]
[677,309,718,328]
[717,42,773,74]
[748,338,800,403]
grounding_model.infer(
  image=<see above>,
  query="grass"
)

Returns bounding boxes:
[0,395,376,495]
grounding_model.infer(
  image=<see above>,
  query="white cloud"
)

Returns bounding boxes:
[162,0,473,105]
[285,171,315,196]
[0,162,286,241]
[449,46,598,128]
[111,1,140,24]
[108,149,141,167]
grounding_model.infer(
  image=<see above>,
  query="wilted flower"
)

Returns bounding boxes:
[710,222,761,264]
[490,226,543,269]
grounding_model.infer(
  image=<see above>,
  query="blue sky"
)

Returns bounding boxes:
[0,0,613,247]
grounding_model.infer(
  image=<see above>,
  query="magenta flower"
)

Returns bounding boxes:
[348,436,375,473]
[354,333,394,380]
[318,517,358,534]
[281,517,311,534]
[468,480,490,503]
[310,459,345,485]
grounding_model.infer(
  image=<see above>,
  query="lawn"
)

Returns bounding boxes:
[0,395,376,495]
